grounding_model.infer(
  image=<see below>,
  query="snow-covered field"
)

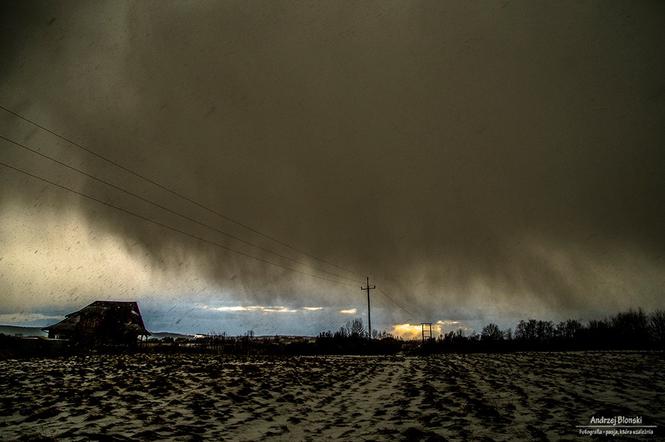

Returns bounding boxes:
[0,352,662,440]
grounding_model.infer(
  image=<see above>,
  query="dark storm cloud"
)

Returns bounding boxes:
[1,0,664,320]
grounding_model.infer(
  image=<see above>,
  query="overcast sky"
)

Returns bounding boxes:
[1,1,664,336]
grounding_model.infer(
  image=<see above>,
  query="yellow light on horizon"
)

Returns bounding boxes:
[391,322,445,340]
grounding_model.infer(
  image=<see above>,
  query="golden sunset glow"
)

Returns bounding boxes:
[390,320,471,340]
[391,323,440,340]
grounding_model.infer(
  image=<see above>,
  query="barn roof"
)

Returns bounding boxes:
[43,301,150,336]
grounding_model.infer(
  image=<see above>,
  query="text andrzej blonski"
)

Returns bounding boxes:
[577,416,656,437]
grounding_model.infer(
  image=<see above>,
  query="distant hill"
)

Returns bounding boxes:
[0,326,196,340]
[0,327,310,341]
[0,325,48,337]
[149,331,195,340]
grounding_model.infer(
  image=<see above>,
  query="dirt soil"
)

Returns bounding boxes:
[0,352,663,440]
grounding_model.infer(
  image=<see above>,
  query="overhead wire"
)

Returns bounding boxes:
[0,159,358,289]
[1,105,430,322]
[0,133,360,285]
[376,287,418,320]
[0,104,363,281]
[0,144,420,321]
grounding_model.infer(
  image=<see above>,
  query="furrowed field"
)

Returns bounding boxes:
[1,352,663,440]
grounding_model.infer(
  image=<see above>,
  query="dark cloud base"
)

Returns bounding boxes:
[1,1,664,321]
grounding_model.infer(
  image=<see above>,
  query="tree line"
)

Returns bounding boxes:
[3,309,663,359]
[436,309,665,352]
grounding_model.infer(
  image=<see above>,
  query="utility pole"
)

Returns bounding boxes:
[361,276,376,339]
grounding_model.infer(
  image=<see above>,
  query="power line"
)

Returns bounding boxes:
[1,141,417,321]
[368,270,426,320]
[376,287,418,320]
[0,133,360,285]
[0,103,363,280]
[0,159,358,289]
[0,105,423,321]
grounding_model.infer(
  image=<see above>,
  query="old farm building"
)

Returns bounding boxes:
[43,301,150,345]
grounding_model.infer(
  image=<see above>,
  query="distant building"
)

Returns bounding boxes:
[43,301,150,345]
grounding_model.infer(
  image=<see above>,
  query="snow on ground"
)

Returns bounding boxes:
[0,352,663,440]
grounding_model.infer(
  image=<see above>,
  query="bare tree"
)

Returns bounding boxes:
[650,310,665,345]
[481,323,503,341]
[343,318,365,338]
[556,319,582,340]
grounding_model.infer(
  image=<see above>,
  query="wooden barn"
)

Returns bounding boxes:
[43,301,150,345]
